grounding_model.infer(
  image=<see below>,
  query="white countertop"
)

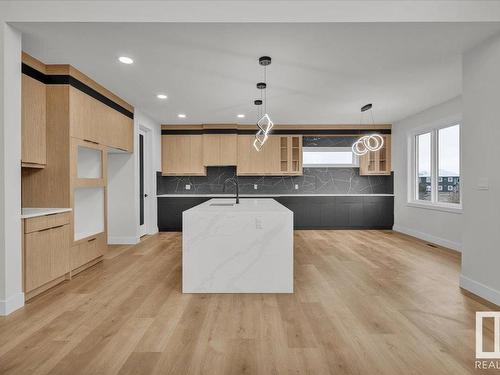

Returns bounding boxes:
[157,193,394,198]
[21,207,72,219]
[184,198,291,214]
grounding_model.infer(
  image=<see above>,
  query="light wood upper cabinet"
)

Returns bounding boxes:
[69,87,133,152]
[22,74,46,167]
[203,134,237,166]
[278,135,303,175]
[162,135,206,176]
[359,134,392,175]
[237,135,281,175]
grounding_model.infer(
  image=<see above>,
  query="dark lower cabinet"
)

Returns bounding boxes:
[158,196,394,231]
[158,197,210,231]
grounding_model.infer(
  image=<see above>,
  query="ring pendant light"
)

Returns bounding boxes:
[352,104,385,156]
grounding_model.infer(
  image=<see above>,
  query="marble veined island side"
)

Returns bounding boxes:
[182,198,293,293]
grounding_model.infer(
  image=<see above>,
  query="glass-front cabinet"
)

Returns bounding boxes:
[359,134,391,175]
[279,135,303,175]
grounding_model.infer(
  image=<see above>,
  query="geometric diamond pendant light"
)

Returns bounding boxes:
[253,56,274,151]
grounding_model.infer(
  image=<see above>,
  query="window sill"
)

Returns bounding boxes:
[406,201,463,214]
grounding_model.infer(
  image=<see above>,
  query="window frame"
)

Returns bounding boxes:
[408,122,462,213]
[302,146,359,168]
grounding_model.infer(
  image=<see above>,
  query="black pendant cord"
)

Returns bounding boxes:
[264,65,267,115]
[259,86,263,119]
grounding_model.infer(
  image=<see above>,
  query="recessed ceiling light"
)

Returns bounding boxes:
[118,56,134,64]
[177,114,186,118]
[237,114,245,118]
[157,94,168,100]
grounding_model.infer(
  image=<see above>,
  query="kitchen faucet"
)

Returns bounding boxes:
[223,176,240,204]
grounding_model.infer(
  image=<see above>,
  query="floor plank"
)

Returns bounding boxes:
[0,230,496,374]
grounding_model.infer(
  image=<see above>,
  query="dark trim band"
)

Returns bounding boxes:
[162,128,391,136]
[22,63,134,119]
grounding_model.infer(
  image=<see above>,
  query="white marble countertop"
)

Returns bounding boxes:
[158,193,394,198]
[184,198,291,214]
[21,207,72,219]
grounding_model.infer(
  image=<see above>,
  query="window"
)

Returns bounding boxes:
[412,124,461,208]
[416,132,431,201]
[302,147,358,167]
[439,125,460,204]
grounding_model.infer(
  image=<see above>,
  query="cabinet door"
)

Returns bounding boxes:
[289,136,302,174]
[219,134,238,165]
[189,135,205,174]
[237,135,280,175]
[25,224,70,292]
[359,135,391,176]
[162,135,206,175]
[69,87,133,152]
[22,74,46,167]
[203,134,220,166]
[71,233,106,271]
[262,136,281,173]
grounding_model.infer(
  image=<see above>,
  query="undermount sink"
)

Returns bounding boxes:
[209,203,235,207]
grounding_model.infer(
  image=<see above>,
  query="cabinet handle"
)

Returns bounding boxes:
[38,224,64,232]
[83,139,99,145]
[87,238,96,242]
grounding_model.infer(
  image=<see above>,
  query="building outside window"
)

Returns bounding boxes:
[413,124,460,208]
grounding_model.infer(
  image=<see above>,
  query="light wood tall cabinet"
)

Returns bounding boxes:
[203,134,237,166]
[359,134,392,176]
[21,68,46,168]
[21,54,134,280]
[162,135,206,175]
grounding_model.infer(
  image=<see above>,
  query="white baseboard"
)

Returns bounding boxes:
[460,275,500,306]
[392,224,462,252]
[0,292,24,316]
[107,236,139,245]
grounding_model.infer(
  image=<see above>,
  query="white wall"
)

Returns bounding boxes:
[392,96,463,251]
[460,32,500,305]
[107,109,160,244]
[136,110,161,236]
[0,23,24,315]
[107,148,139,244]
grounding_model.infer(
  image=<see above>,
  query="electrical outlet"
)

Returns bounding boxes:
[294,184,299,190]
[185,184,191,190]
[254,184,258,190]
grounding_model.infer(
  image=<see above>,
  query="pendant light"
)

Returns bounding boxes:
[253,56,274,151]
[352,104,384,156]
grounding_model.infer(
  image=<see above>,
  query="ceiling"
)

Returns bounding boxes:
[16,22,500,124]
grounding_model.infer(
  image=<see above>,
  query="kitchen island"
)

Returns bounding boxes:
[182,198,293,293]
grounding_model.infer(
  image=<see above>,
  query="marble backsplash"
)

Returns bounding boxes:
[156,136,393,195]
[156,167,393,195]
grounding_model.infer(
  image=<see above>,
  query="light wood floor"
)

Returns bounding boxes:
[0,230,497,374]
